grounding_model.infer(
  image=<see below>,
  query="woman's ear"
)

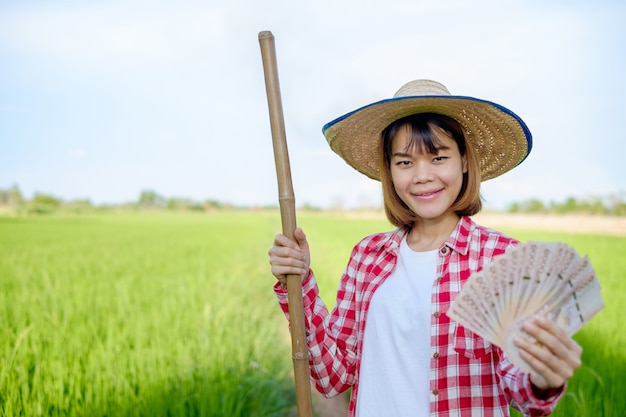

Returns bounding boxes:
[462,154,468,174]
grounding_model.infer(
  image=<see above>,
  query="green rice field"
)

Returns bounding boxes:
[0,211,624,416]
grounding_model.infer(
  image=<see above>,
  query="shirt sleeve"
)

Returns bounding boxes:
[273,267,359,398]
[497,349,565,416]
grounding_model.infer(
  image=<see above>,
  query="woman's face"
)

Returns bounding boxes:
[390,124,467,224]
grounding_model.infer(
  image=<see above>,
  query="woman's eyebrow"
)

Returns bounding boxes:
[395,144,451,156]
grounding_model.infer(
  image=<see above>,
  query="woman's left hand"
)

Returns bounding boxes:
[514,316,583,391]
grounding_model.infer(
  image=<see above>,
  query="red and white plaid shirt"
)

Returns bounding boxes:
[275,216,563,417]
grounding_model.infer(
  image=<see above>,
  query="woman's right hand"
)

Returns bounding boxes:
[268,227,311,285]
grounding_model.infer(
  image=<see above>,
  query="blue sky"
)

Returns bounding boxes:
[1,0,624,209]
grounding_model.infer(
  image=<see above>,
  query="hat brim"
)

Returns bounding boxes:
[322,95,532,181]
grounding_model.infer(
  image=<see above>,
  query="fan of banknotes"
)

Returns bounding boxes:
[447,241,604,374]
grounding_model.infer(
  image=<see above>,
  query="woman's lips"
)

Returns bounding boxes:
[413,189,443,200]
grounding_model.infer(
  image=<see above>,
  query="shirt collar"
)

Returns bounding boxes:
[444,215,475,256]
[380,227,407,254]
[376,215,476,255]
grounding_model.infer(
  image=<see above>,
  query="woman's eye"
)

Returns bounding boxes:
[433,156,447,162]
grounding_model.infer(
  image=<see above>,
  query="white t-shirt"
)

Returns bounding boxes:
[355,237,438,417]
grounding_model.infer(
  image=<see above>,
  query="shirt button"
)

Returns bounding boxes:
[434,311,441,318]
[435,276,442,283]
[440,247,448,255]
[433,352,440,359]
[432,389,439,395]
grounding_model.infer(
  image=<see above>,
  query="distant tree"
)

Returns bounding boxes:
[166,198,182,210]
[138,190,166,208]
[0,184,24,207]
[66,199,94,214]
[607,193,626,215]
[29,193,62,214]
[299,202,321,211]
[612,201,626,216]
[32,193,61,206]
[563,197,578,212]
[527,199,546,213]
[507,199,546,213]
[0,190,8,206]
[506,194,626,216]
[587,198,608,215]
[507,202,521,213]
[9,185,24,207]
[204,200,223,210]
[166,198,204,211]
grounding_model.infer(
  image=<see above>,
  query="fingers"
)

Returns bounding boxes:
[273,231,300,250]
[268,228,310,283]
[268,244,308,279]
[514,316,582,390]
[294,227,307,245]
[272,228,308,251]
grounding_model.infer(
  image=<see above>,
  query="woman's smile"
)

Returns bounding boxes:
[412,188,443,200]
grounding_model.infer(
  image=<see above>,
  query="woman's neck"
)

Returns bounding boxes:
[406,214,460,252]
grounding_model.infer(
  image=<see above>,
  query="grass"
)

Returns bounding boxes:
[0,211,623,416]
[0,212,293,416]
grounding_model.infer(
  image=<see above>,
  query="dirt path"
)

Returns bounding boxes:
[335,211,626,236]
[472,212,626,236]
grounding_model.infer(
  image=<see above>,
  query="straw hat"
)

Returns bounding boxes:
[322,79,532,181]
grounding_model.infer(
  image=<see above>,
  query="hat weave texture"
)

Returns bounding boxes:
[322,79,532,181]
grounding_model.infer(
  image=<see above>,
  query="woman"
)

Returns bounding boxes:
[268,79,581,417]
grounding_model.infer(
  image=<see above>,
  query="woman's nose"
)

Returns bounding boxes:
[412,162,434,183]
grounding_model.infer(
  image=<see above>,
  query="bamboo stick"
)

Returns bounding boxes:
[258,30,313,417]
